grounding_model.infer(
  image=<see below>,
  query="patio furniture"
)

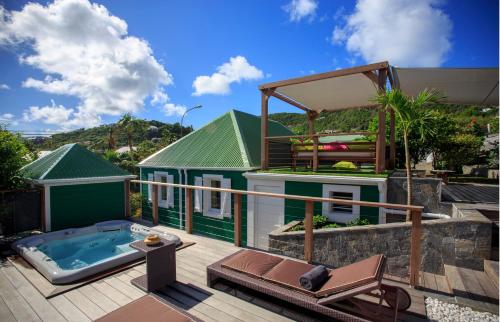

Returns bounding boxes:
[291,141,376,170]
[96,294,203,322]
[207,249,411,322]
[130,238,176,292]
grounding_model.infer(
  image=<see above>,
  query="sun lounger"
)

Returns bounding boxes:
[95,294,203,322]
[207,249,411,322]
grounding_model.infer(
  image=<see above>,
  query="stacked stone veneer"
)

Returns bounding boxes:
[269,205,492,276]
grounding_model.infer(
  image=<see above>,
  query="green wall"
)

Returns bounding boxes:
[50,181,125,231]
[141,168,248,246]
[284,181,380,224]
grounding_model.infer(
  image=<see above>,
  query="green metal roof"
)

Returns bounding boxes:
[139,109,293,169]
[21,143,131,181]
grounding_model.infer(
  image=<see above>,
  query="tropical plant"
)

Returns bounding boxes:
[0,129,33,189]
[374,89,444,221]
[118,113,144,158]
[439,134,483,173]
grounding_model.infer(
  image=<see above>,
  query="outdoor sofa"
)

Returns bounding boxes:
[207,249,411,322]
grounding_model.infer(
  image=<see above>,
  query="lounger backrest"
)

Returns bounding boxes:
[315,254,385,297]
[221,250,284,278]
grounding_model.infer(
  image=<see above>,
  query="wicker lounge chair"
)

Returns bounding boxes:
[207,249,411,322]
[96,294,203,322]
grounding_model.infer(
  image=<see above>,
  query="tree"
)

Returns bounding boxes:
[440,134,483,173]
[0,129,32,189]
[118,114,144,159]
[374,89,443,221]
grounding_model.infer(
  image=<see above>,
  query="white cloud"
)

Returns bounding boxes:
[1,113,14,120]
[162,103,186,117]
[331,0,452,67]
[0,0,173,129]
[192,56,263,96]
[283,0,318,22]
[0,84,9,90]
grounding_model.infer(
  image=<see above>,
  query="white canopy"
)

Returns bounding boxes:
[393,67,499,106]
[259,63,499,114]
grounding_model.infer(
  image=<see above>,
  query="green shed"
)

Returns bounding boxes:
[138,109,293,245]
[21,143,135,231]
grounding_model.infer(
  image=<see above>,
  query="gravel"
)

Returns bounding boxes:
[425,297,499,322]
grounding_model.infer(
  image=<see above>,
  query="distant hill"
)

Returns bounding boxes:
[270,105,499,134]
[32,120,192,151]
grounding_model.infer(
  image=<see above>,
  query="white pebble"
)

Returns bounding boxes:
[425,297,498,322]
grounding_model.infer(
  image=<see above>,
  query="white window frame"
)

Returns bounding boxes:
[202,174,224,218]
[154,171,169,208]
[147,173,154,202]
[322,184,360,224]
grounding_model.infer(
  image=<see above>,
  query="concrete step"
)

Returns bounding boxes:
[484,260,499,289]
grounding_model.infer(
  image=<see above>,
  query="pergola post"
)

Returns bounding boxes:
[261,90,269,170]
[376,68,388,174]
[307,112,319,172]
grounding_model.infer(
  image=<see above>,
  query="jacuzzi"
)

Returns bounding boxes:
[12,220,180,284]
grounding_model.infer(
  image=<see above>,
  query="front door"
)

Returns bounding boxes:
[247,180,285,250]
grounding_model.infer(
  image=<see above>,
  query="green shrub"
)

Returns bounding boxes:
[288,223,304,231]
[311,214,328,229]
[346,218,371,227]
[130,192,144,217]
[322,223,340,228]
[332,161,357,170]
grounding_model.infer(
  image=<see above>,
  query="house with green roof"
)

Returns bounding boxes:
[21,143,135,231]
[138,109,293,245]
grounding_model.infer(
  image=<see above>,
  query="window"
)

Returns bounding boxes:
[210,180,221,210]
[322,184,360,224]
[154,171,174,208]
[329,191,353,213]
[198,174,231,218]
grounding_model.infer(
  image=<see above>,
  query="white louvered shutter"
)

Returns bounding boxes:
[147,174,154,202]
[194,176,203,212]
[167,175,174,208]
[220,178,231,217]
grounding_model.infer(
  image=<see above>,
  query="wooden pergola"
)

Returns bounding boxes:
[259,61,396,174]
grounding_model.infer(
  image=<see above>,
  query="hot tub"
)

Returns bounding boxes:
[12,220,180,284]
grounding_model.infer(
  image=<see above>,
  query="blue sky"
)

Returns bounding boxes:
[0,0,498,134]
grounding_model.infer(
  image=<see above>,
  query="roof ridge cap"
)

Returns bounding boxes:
[39,143,75,180]
[230,110,251,168]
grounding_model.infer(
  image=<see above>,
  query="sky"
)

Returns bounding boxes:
[0,0,498,134]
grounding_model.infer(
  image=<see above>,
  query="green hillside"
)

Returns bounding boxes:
[33,119,192,152]
[270,105,499,134]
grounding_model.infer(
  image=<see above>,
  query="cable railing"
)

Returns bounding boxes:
[128,179,423,287]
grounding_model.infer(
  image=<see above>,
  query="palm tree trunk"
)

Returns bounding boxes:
[404,132,413,221]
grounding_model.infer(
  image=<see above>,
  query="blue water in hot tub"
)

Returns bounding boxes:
[37,230,145,270]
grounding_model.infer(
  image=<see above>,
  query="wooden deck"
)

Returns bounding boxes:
[442,183,499,204]
[0,225,496,321]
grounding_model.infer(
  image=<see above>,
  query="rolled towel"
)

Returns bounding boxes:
[299,265,329,291]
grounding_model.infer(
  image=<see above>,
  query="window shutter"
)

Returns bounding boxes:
[194,176,203,212]
[167,175,174,208]
[147,174,154,202]
[220,178,231,217]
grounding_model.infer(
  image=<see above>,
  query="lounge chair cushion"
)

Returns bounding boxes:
[315,254,384,297]
[262,259,317,294]
[221,250,284,278]
[96,295,194,322]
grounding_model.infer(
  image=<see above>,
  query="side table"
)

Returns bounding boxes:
[129,238,176,292]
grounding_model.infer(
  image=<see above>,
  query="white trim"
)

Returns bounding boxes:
[202,174,224,219]
[322,184,360,224]
[138,165,259,171]
[45,184,51,232]
[246,179,285,248]
[32,175,136,185]
[243,172,386,186]
[147,173,154,202]
[40,144,74,179]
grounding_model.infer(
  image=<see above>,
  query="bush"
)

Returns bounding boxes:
[130,192,144,217]
[346,218,371,227]
[332,161,357,170]
[322,223,340,228]
[439,134,483,173]
[311,214,328,229]
[0,130,32,189]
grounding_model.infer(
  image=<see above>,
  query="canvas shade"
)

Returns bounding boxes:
[392,67,499,105]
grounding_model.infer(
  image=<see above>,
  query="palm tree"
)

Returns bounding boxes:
[118,113,144,160]
[374,89,444,221]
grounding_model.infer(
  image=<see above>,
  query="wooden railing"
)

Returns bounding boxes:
[130,179,423,287]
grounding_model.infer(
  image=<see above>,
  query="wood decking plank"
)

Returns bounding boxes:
[78,284,120,313]
[0,266,41,322]
[64,289,106,320]
[103,275,145,300]
[2,265,66,322]
[92,280,133,306]
[48,295,90,322]
[474,270,499,300]
[0,296,16,322]
[434,274,452,294]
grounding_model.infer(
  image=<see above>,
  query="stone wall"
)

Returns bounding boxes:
[269,208,492,276]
